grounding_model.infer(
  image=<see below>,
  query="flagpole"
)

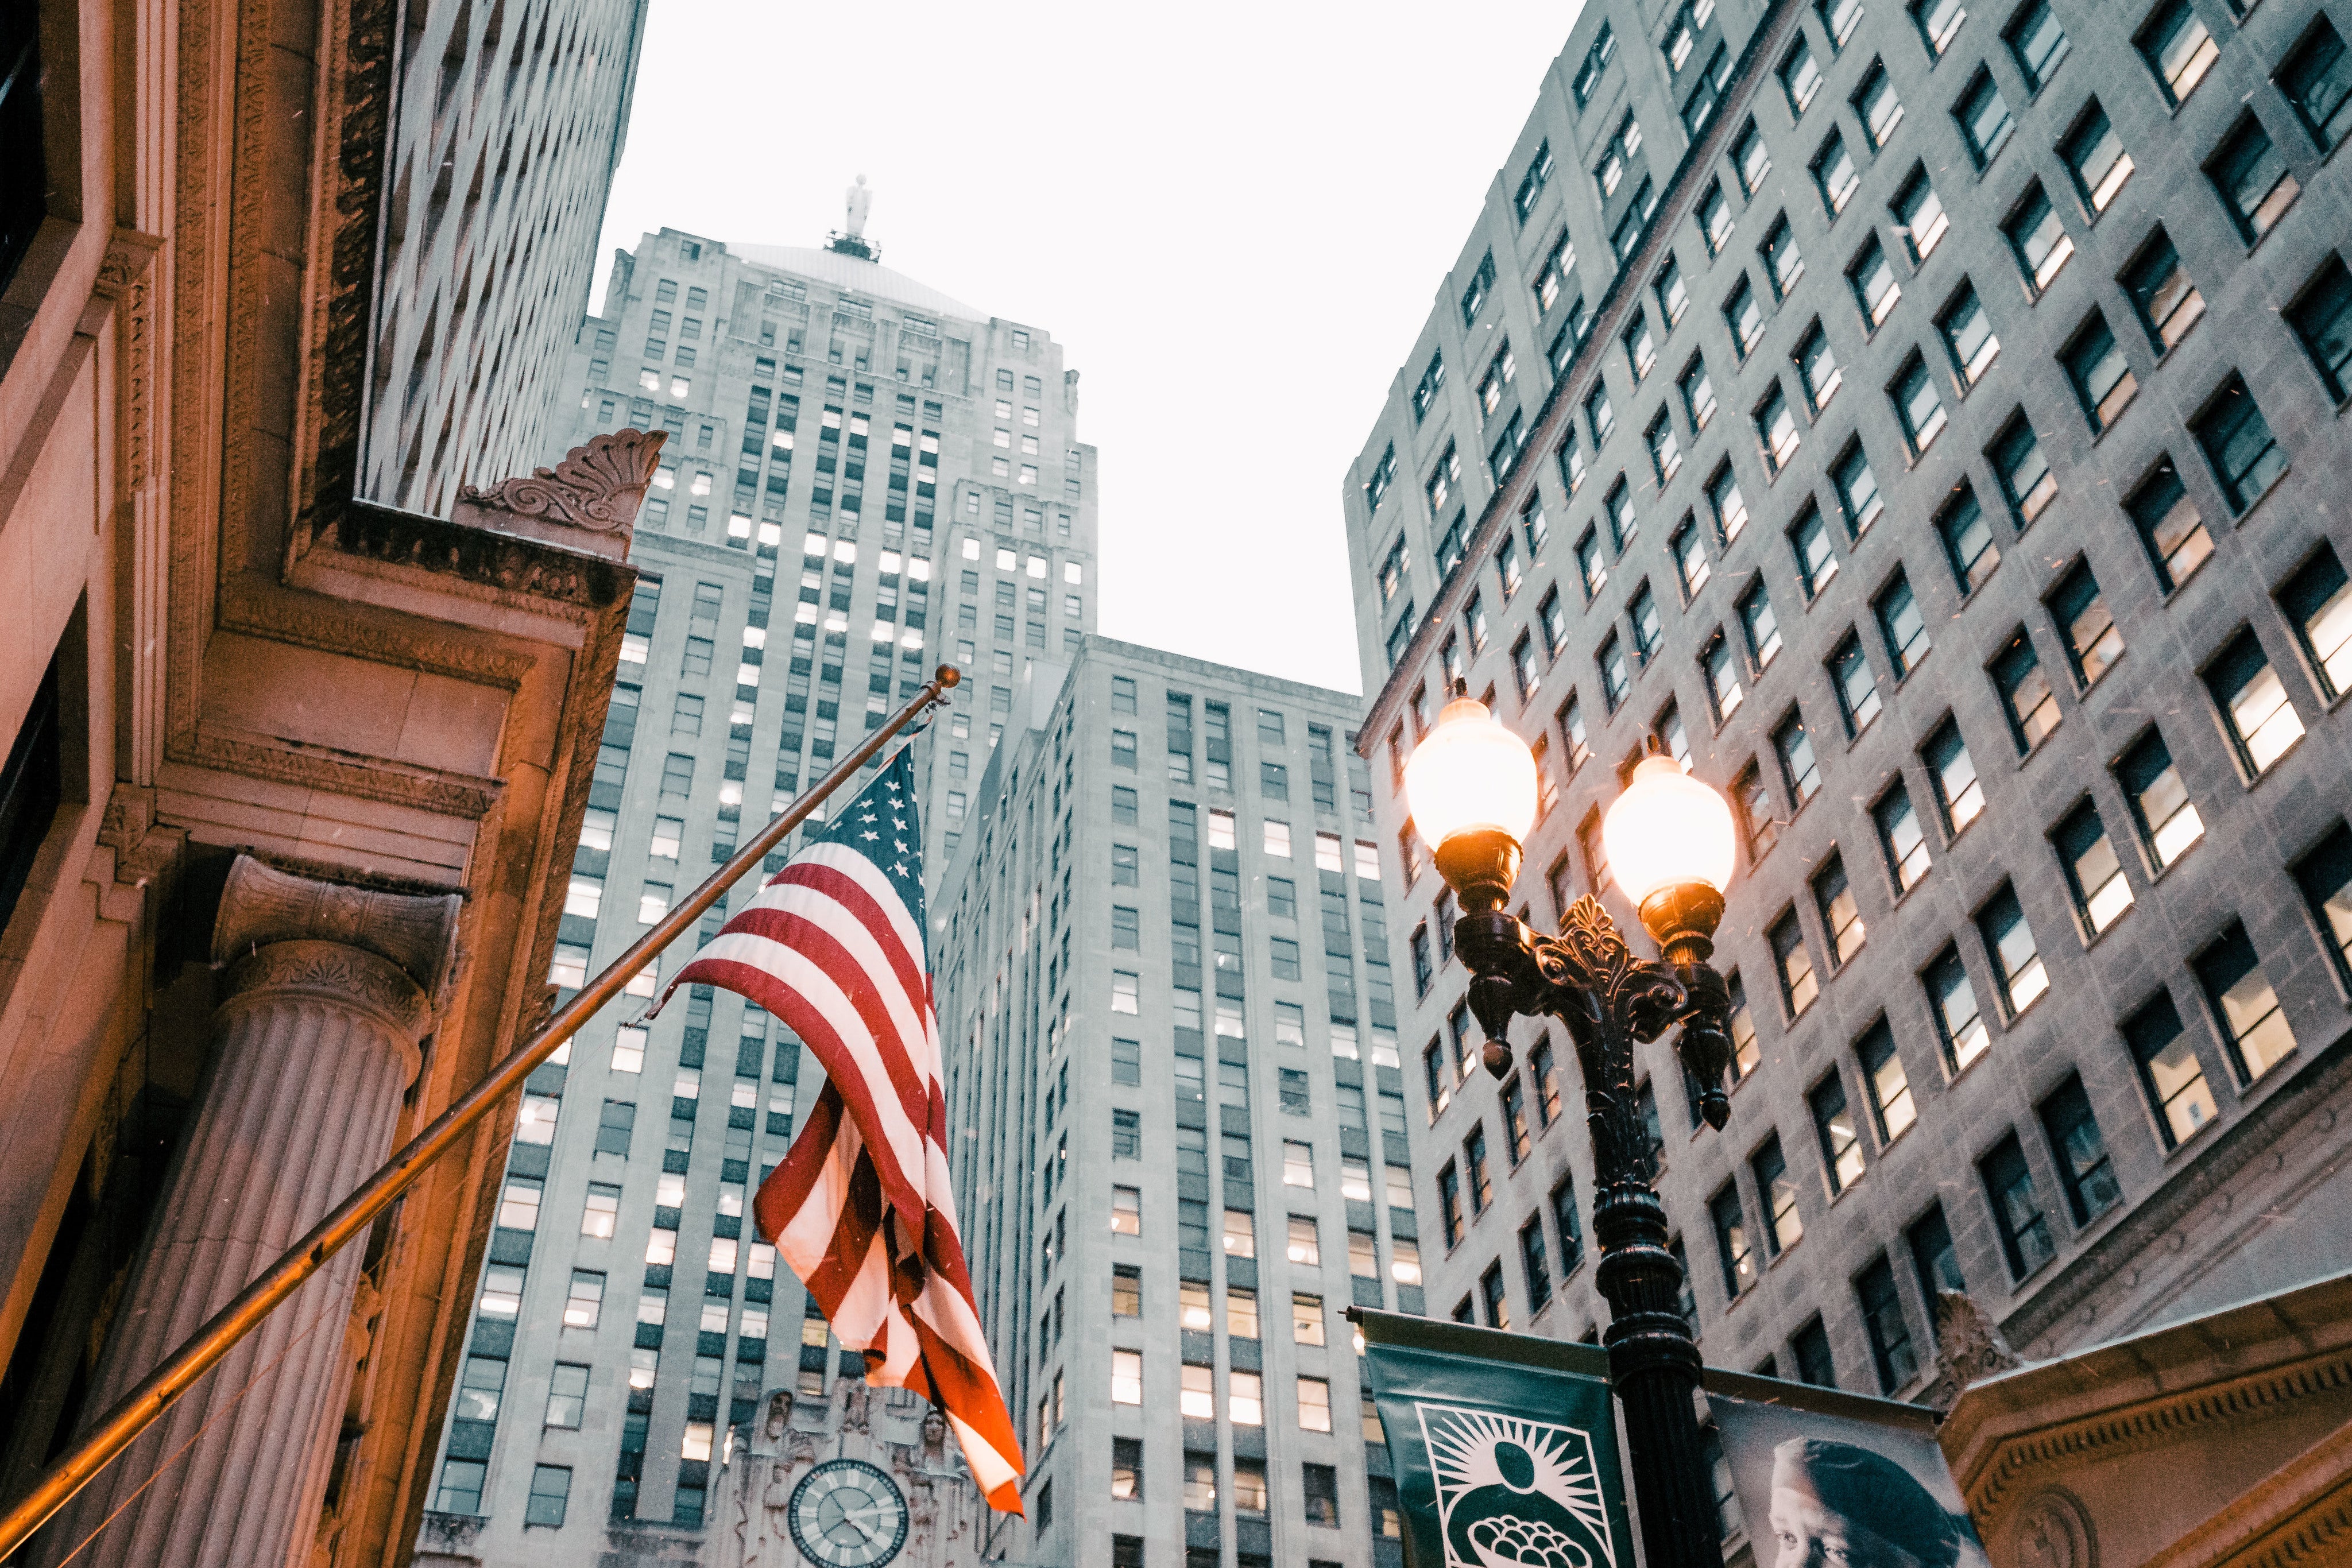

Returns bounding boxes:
[0,667,963,1564]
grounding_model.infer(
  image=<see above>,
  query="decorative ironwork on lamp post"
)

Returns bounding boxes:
[1406,683,1740,1568]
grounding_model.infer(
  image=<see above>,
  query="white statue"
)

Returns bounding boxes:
[845,174,873,238]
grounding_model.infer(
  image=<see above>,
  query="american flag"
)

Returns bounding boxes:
[659,749,1024,1511]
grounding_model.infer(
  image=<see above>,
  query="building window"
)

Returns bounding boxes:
[1893,355,1947,454]
[1875,572,1929,676]
[1711,1184,1753,1298]
[1982,1133,2056,1280]
[2038,1074,2121,1225]
[2278,17,2351,150]
[2126,456,2212,590]
[2060,101,2131,212]
[1939,285,1999,386]
[2126,992,2215,1148]
[1926,946,1989,1071]
[2117,727,2203,868]
[1812,1071,1865,1193]
[2053,798,2133,936]
[2205,628,2304,776]
[1991,629,2059,753]
[1831,442,1882,537]
[2208,114,2299,242]
[2196,922,2297,1082]
[2194,376,2285,513]
[1978,882,2048,1015]
[1874,785,1930,892]
[1956,69,2014,167]
[1859,1018,1917,1141]
[1856,1256,1917,1393]
[524,1464,572,1528]
[1815,855,1866,965]
[2003,184,2072,294]
[2063,313,2136,432]
[1844,235,1900,329]
[1908,1205,1966,1304]
[1892,166,1948,261]
[1937,486,1999,595]
[2047,560,2121,690]
[1770,909,1818,1017]
[2281,547,2351,702]
[1755,1134,1802,1254]
[1989,417,2055,527]
[1923,718,1983,837]
[1717,277,1762,367]
[1773,711,1819,806]
[1740,580,1782,668]
[2139,0,2217,105]
[1709,463,1750,540]
[2122,229,2203,352]
[1814,131,1860,215]
[1793,1318,1838,1388]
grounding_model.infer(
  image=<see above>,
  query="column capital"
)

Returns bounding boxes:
[218,939,436,1056]
[212,854,463,997]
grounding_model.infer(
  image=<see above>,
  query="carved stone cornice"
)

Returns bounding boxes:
[212,853,462,998]
[1961,1349,2352,1526]
[452,429,666,560]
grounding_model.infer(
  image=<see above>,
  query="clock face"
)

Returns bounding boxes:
[787,1458,910,1567]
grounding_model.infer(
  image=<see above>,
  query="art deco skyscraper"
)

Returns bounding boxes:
[414,224,1100,1561]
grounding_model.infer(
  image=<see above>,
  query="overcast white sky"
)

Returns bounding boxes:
[594,0,1584,696]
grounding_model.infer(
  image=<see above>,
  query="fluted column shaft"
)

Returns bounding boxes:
[34,933,438,1568]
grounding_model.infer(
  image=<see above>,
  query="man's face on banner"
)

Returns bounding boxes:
[1769,1480,1925,1568]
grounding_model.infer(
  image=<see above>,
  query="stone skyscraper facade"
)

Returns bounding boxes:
[935,639,1417,1568]
[1342,2,2352,1550]
[412,229,1100,1563]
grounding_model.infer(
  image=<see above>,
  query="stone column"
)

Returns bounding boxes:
[36,857,460,1568]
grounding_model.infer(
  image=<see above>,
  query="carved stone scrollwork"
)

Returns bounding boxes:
[452,428,667,562]
[2013,1488,2097,1568]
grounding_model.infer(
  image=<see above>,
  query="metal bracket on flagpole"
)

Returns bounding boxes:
[0,668,964,1563]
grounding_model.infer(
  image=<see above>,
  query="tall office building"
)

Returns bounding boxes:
[935,638,1420,1568]
[1341,0,2352,1513]
[412,226,1099,1563]
[363,0,651,513]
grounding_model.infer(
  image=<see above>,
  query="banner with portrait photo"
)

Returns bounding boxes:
[1359,1308,1632,1568]
[1704,1369,1990,1568]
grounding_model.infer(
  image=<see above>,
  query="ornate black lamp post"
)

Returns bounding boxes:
[1406,684,1740,1568]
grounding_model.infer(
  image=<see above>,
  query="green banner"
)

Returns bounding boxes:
[1359,1308,1633,1568]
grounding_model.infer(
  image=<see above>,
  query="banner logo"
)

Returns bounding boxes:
[1414,1403,1619,1568]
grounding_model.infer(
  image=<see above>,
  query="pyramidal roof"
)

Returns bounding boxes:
[734,244,983,324]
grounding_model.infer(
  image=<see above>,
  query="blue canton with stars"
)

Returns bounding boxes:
[798,748,928,937]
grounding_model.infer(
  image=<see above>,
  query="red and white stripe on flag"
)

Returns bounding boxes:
[662,762,1023,1512]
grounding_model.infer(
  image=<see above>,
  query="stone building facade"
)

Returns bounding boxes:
[1340,0,2352,1553]
[934,638,1417,1568]
[0,1,647,1566]
[409,233,1100,1563]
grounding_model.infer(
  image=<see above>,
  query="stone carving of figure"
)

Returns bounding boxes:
[763,1389,791,1445]
[845,174,872,238]
[920,1407,948,1465]
[840,1373,870,1433]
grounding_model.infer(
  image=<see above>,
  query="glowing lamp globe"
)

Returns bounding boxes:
[1603,753,1737,914]
[1404,693,1538,853]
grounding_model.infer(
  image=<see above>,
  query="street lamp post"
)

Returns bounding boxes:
[1406,684,1739,1568]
